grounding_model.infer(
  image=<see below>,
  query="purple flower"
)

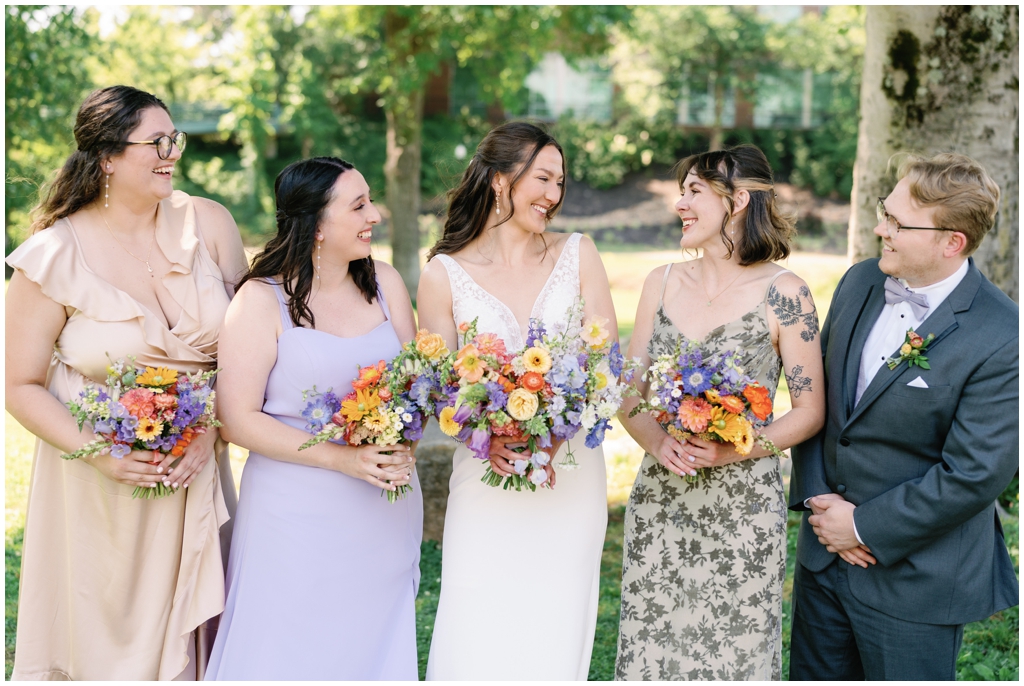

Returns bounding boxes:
[526,319,546,347]
[92,419,113,435]
[109,443,131,459]
[97,389,109,402]
[513,459,529,475]
[534,432,552,449]
[456,425,473,443]
[402,415,424,442]
[484,382,508,413]
[530,451,550,468]
[608,342,624,377]
[108,402,129,419]
[301,393,339,433]
[452,405,472,424]
[468,428,491,460]
[530,468,548,486]
[411,375,435,407]
[585,418,610,449]
[681,366,712,395]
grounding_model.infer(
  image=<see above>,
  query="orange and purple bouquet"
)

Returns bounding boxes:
[631,339,783,481]
[63,356,220,498]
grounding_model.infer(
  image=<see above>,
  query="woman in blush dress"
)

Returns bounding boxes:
[205,157,423,680]
[5,85,247,680]
[615,145,826,680]
[418,122,617,680]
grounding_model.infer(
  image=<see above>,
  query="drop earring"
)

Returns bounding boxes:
[104,173,110,208]
[495,191,501,216]
[316,240,321,280]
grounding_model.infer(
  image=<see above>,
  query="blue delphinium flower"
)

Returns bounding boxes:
[110,443,132,458]
[301,394,338,433]
[681,365,712,395]
[484,382,508,413]
[411,375,435,407]
[525,319,547,347]
[608,342,624,377]
[402,415,424,442]
[586,418,610,449]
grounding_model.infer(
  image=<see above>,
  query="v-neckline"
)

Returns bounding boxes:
[446,237,573,345]
[64,215,182,332]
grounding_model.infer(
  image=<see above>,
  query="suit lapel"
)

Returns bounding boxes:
[846,260,982,425]
[841,281,886,418]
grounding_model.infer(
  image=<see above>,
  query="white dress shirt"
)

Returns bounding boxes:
[811,260,969,546]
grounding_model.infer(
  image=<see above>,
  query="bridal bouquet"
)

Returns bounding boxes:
[63,356,220,499]
[298,330,450,502]
[631,339,783,482]
[437,299,637,491]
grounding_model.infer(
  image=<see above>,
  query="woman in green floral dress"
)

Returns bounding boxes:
[615,145,826,680]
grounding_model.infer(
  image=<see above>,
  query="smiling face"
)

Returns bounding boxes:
[675,171,732,252]
[105,106,181,206]
[315,169,381,266]
[499,144,565,234]
[875,177,953,286]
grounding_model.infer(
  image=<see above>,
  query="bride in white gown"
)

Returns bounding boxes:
[418,122,618,680]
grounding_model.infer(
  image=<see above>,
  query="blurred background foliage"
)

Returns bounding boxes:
[6,4,864,251]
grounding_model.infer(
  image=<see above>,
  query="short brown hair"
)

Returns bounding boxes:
[893,152,1000,256]
[674,144,795,265]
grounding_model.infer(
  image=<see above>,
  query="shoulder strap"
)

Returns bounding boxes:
[269,281,294,330]
[374,274,392,321]
[658,263,673,309]
[763,269,794,301]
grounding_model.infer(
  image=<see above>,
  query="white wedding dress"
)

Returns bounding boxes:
[426,233,608,680]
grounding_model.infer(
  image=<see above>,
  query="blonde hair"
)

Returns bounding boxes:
[892,152,1000,256]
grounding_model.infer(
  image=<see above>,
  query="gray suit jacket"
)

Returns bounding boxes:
[790,257,1019,625]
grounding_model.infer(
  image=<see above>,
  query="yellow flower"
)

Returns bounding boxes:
[341,388,380,423]
[506,388,539,421]
[135,417,163,441]
[455,345,486,383]
[415,330,449,360]
[136,366,178,388]
[580,315,610,348]
[594,371,608,390]
[900,343,913,355]
[707,407,747,444]
[522,346,552,374]
[736,423,755,456]
[363,411,389,433]
[438,406,463,437]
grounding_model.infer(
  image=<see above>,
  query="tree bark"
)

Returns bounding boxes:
[384,87,425,296]
[850,6,1018,300]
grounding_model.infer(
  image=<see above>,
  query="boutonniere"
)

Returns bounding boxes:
[886,329,935,370]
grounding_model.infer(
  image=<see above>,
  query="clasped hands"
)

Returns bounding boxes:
[807,493,877,568]
[654,434,746,478]
[487,435,562,487]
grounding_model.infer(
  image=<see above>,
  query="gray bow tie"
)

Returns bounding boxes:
[884,277,929,319]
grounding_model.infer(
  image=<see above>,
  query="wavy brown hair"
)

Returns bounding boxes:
[675,144,796,265]
[428,121,565,259]
[29,85,169,234]
[238,157,377,329]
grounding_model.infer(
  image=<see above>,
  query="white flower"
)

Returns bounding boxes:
[581,405,598,431]
[597,400,618,419]
[402,413,413,423]
[510,357,527,376]
[513,459,530,475]
[531,451,550,468]
[530,468,549,486]
[671,388,682,398]
[651,397,661,407]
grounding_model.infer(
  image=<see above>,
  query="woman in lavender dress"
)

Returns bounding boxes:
[205,157,423,679]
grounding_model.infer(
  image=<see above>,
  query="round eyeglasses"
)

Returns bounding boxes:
[124,131,187,160]
[876,197,957,240]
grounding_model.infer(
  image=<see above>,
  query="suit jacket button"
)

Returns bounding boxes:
[839,437,851,447]
[837,484,847,494]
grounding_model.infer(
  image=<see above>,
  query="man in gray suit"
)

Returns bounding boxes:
[788,152,1019,680]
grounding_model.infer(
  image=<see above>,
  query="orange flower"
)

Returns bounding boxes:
[743,384,773,421]
[455,344,486,383]
[414,330,449,360]
[352,361,386,390]
[496,375,516,393]
[707,407,748,444]
[121,388,157,419]
[717,394,746,414]
[678,397,713,433]
[341,388,381,423]
[909,332,924,348]
[521,372,545,392]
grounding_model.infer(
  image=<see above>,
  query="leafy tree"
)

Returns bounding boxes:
[5,5,95,256]
[302,5,631,294]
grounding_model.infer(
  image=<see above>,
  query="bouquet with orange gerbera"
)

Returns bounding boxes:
[630,339,783,482]
[62,355,220,498]
[297,330,451,502]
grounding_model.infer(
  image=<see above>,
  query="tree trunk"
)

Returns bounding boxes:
[709,76,725,151]
[384,87,425,297]
[850,6,1018,300]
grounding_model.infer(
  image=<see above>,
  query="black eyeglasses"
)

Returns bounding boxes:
[125,131,187,160]
[876,197,957,239]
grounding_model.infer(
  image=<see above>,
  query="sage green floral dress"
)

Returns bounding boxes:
[615,265,789,681]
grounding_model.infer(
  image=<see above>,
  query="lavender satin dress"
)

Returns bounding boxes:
[205,281,422,680]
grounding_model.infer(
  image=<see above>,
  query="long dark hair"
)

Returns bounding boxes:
[238,157,377,329]
[674,144,795,265]
[30,85,169,233]
[428,121,565,259]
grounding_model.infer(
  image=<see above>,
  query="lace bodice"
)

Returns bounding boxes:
[435,233,583,350]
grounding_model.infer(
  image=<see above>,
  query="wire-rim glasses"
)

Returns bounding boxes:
[876,197,957,239]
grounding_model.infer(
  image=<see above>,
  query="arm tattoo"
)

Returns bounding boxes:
[785,364,813,398]
[768,284,819,342]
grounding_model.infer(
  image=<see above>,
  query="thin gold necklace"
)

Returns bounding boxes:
[699,262,743,307]
[100,210,156,277]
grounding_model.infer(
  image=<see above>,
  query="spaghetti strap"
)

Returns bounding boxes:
[269,281,294,330]
[374,276,392,322]
[658,264,674,309]
[762,269,794,301]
